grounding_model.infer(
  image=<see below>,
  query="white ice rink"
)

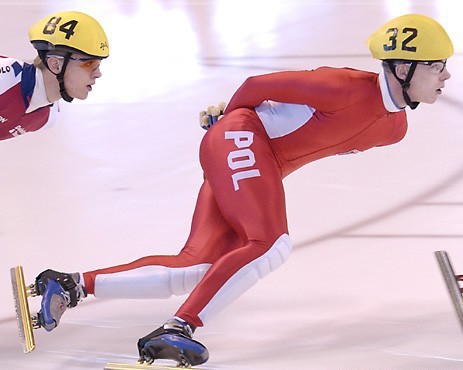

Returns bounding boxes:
[1,1,463,369]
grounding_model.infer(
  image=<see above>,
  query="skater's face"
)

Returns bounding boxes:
[406,60,451,104]
[47,53,103,100]
[62,54,103,100]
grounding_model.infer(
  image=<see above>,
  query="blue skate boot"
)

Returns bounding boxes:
[137,317,209,367]
[35,269,87,331]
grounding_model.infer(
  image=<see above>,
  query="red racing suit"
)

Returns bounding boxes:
[83,67,407,328]
[0,56,56,140]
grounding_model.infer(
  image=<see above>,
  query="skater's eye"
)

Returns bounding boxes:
[68,56,101,71]
[418,60,447,74]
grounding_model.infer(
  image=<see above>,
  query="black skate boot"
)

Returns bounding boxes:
[35,269,87,331]
[137,317,209,367]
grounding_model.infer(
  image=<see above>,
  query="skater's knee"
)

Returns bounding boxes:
[255,233,292,277]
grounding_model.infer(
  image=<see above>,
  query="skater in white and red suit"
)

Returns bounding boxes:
[0,11,108,141]
[35,14,453,367]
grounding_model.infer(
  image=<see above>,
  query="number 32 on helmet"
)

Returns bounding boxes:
[366,13,453,61]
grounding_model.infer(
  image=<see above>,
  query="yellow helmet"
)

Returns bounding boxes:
[367,14,453,61]
[29,11,109,59]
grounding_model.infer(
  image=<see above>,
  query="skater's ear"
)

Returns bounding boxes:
[394,63,411,80]
[46,56,64,74]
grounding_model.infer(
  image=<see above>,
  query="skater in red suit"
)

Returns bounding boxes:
[0,11,109,141]
[35,14,453,367]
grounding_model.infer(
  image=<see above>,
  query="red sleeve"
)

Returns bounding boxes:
[224,67,354,114]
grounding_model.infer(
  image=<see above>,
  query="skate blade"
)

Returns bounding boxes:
[10,266,36,353]
[105,362,195,369]
[435,251,463,333]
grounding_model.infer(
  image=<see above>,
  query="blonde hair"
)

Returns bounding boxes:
[33,55,46,70]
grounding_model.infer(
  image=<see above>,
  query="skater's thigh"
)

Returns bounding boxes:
[199,109,288,245]
[181,180,245,263]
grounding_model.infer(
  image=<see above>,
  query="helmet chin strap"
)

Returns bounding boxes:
[39,51,74,103]
[386,61,420,110]
[55,52,73,103]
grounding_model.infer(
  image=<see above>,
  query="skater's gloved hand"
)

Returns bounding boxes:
[199,101,226,130]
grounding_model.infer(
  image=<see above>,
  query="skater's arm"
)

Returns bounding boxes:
[224,68,351,114]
